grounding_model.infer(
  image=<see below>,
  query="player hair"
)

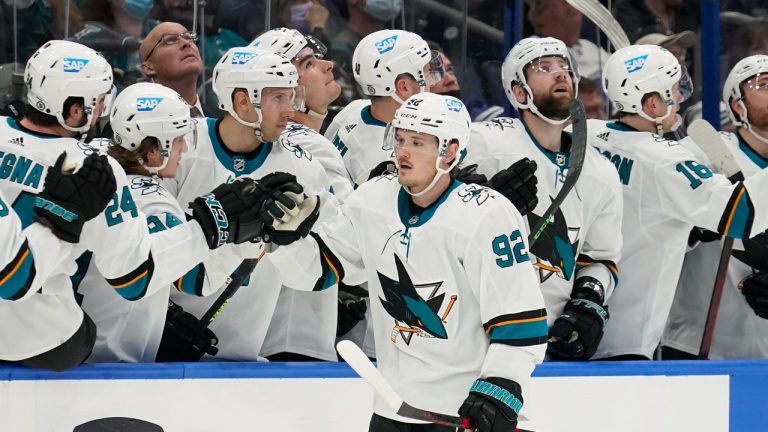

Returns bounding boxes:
[23,97,84,127]
[106,136,159,174]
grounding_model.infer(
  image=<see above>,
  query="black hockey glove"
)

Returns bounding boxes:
[487,158,538,216]
[547,276,609,360]
[34,152,117,243]
[337,283,368,337]
[454,163,488,185]
[260,194,321,246]
[740,271,768,320]
[155,301,219,362]
[366,160,397,182]
[458,377,523,432]
[687,227,722,247]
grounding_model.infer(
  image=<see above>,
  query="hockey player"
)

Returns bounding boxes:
[163,45,339,362]
[78,82,298,362]
[324,29,440,185]
[464,37,623,360]
[664,55,768,359]
[590,46,768,360]
[0,155,115,370]
[267,92,546,432]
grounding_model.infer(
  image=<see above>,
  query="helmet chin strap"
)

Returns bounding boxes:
[739,105,768,145]
[638,103,674,135]
[399,155,457,198]
[230,108,265,140]
[521,88,570,126]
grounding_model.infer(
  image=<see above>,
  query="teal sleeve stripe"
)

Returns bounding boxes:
[0,241,36,300]
[107,254,155,301]
[489,319,549,343]
[175,263,206,296]
[725,190,753,238]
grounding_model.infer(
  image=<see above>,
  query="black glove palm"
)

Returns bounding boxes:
[548,278,609,360]
[487,158,538,216]
[337,283,368,337]
[741,272,768,319]
[34,152,117,243]
[458,377,522,432]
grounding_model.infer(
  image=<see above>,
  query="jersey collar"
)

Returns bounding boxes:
[397,179,462,228]
[361,104,387,127]
[208,117,272,175]
[521,118,571,169]
[737,128,768,169]
[606,121,639,132]
[7,117,67,139]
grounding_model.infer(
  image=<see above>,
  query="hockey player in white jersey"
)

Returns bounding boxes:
[163,45,339,362]
[464,37,623,361]
[324,29,442,185]
[267,92,546,432]
[590,46,768,360]
[664,55,768,359]
[0,155,115,370]
[78,82,294,362]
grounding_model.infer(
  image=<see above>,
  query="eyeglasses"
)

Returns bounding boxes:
[142,31,198,62]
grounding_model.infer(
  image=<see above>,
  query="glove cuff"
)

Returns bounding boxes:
[469,377,523,415]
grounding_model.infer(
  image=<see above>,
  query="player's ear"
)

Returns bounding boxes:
[232,89,251,115]
[731,97,746,123]
[443,140,459,167]
[512,82,528,105]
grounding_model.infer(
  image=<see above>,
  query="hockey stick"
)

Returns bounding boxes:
[200,256,260,326]
[565,0,630,49]
[528,99,587,247]
[686,119,744,359]
[337,340,535,432]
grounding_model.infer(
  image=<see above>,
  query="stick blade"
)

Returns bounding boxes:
[565,0,630,49]
[687,119,742,180]
[336,340,403,411]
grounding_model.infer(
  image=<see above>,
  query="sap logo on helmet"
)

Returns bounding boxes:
[624,55,648,74]
[137,97,163,112]
[232,51,257,65]
[375,35,399,54]
[445,98,464,113]
[63,58,90,73]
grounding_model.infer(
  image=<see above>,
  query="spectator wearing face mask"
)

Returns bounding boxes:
[276,0,333,52]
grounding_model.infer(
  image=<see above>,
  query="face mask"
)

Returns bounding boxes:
[364,0,403,22]
[290,2,312,35]
[122,0,154,20]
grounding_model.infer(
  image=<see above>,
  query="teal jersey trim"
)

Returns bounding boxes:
[6,118,63,139]
[397,179,462,228]
[521,118,571,169]
[174,263,206,296]
[606,121,640,133]
[726,188,752,238]
[0,241,36,301]
[207,118,272,176]
[737,131,768,169]
[361,105,387,127]
[488,319,549,343]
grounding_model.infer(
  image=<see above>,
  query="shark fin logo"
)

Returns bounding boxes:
[63,58,90,73]
[136,97,163,112]
[377,254,457,345]
[624,54,648,73]
[374,35,399,54]
[527,203,580,283]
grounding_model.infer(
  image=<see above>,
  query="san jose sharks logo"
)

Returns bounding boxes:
[457,184,495,206]
[130,177,162,196]
[527,203,580,283]
[378,255,457,345]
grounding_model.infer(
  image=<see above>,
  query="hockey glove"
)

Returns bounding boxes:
[260,194,320,246]
[740,272,768,320]
[34,152,117,243]
[155,301,219,362]
[454,163,488,185]
[337,283,368,337]
[365,160,397,183]
[458,377,523,432]
[688,227,722,247]
[487,158,538,216]
[547,276,609,360]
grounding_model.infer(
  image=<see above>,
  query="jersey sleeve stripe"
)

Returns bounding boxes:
[484,309,548,346]
[0,241,37,300]
[576,255,619,285]
[107,253,155,301]
[718,184,755,238]
[311,232,344,291]
[174,263,206,296]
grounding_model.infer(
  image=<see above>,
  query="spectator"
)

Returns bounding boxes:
[578,78,607,120]
[612,0,699,43]
[527,0,609,81]
[636,30,696,66]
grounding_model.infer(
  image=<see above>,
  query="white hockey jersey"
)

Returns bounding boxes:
[664,130,768,359]
[464,117,622,323]
[79,170,246,363]
[0,116,167,359]
[269,176,547,421]
[282,121,353,202]
[324,99,392,184]
[162,117,342,361]
[588,120,768,359]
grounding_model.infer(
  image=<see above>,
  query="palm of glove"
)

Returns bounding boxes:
[547,297,608,360]
[740,272,768,319]
[488,158,538,216]
[34,152,117,243]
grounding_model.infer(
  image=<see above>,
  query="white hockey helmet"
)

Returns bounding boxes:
[352,30,434,103]
[723,55,768,137]
[250,27,327,62]
[603,44,692,124]
[24,40,114,133]
[110,83,195,173]
[501,37,579,125]
[212,46,305,135]
[387,92,471,196]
